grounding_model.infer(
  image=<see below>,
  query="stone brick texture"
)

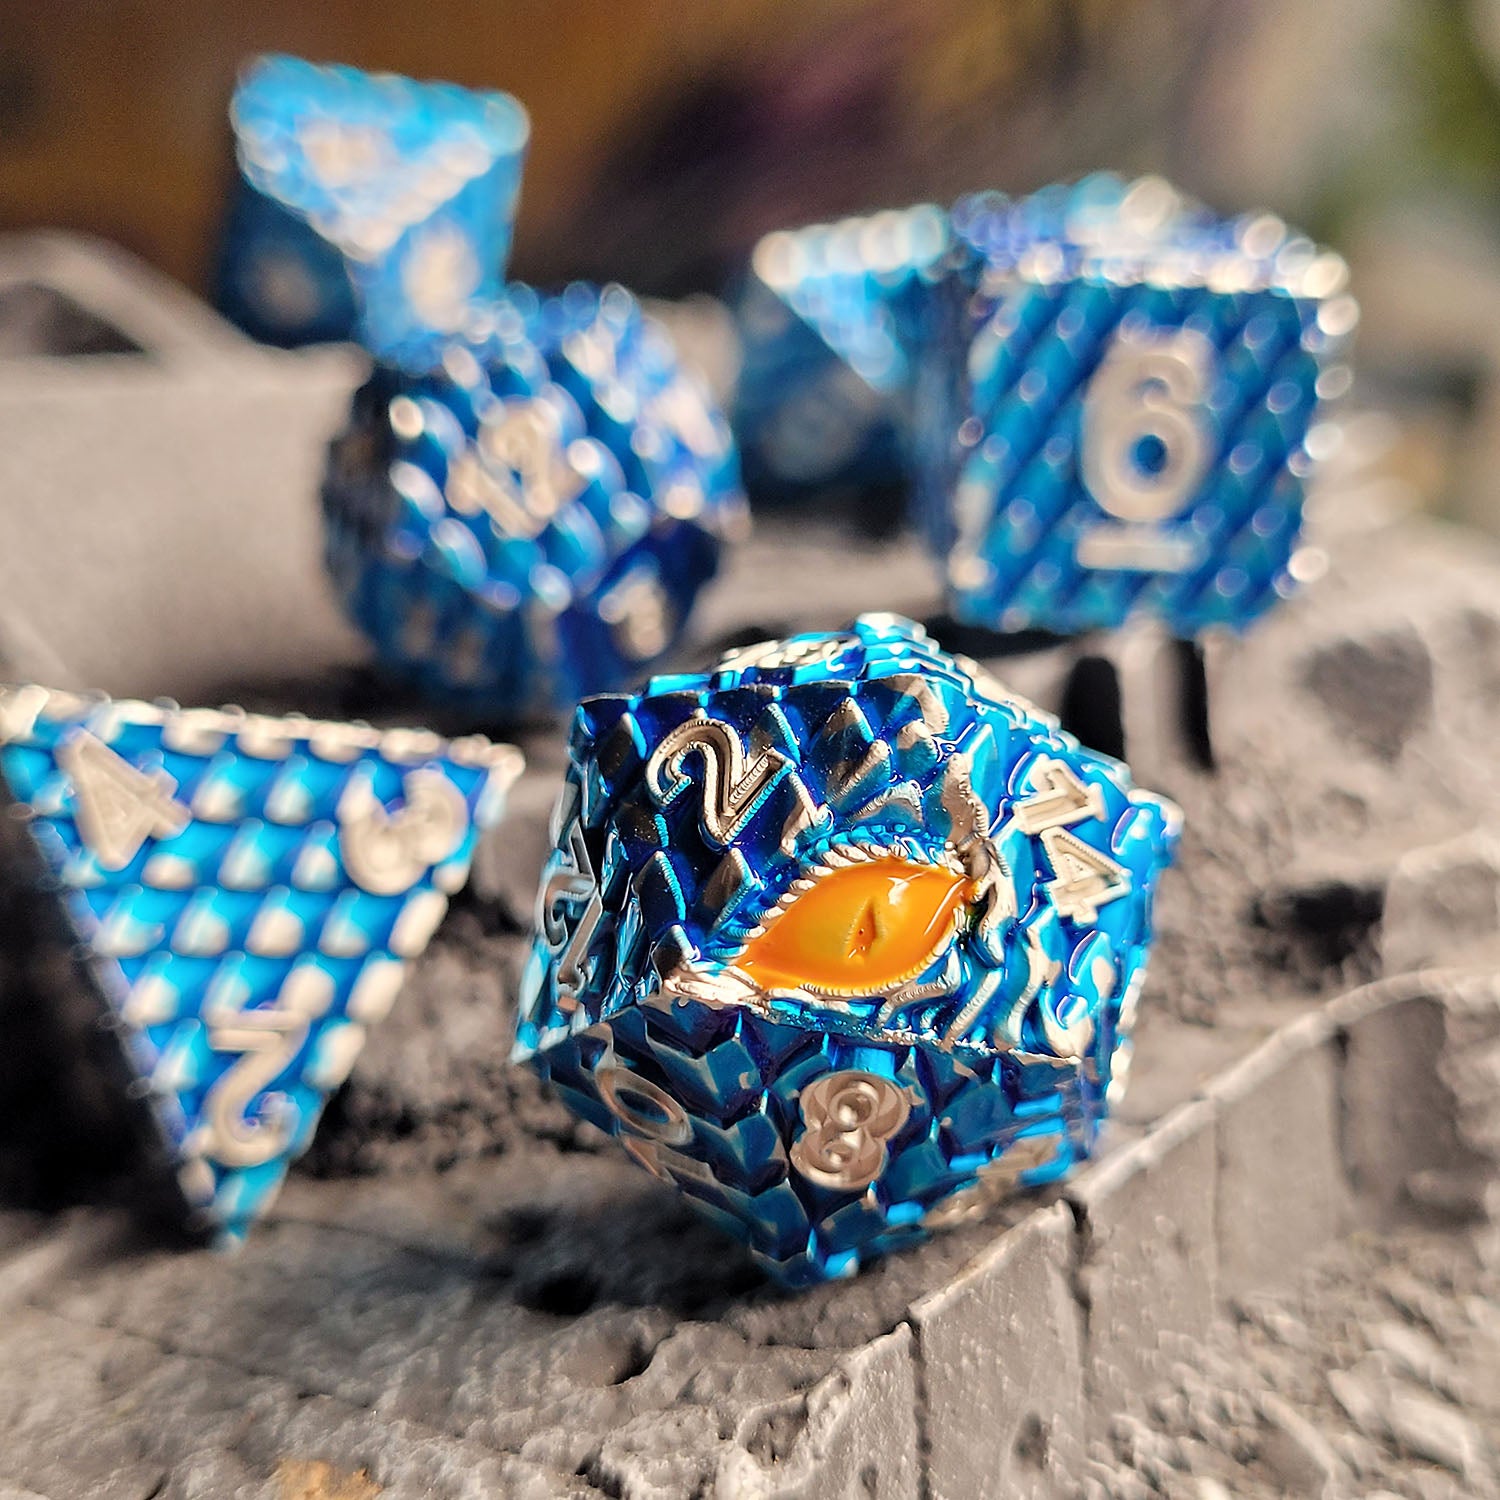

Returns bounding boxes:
[3,256,1500,1494]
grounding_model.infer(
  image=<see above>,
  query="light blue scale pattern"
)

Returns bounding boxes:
[0,689,518,1245]
[515,615,1179,1284]
[731,205,951,499]
[918,182,1354,636]
[231,55,529,357]
[233,56,746,716]
[323,282,745,716]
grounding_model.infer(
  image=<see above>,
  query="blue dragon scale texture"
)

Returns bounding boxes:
[515,615,1180,1285]
[922,182,1357,636]
[322,283,746,716]
[0,685,522,1245]
[230,54,530,354]
[731,204,951,498]
[231,57,746,717]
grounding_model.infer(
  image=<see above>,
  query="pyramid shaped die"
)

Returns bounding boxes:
[732,203,952,497]
[0,685,522,1243]
[515,615,1180,1285]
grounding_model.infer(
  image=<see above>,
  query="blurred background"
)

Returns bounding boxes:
[2,0,1500,534]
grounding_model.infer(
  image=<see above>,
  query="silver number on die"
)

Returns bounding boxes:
[790,1070,910,1191]
[1080,327,1216,524]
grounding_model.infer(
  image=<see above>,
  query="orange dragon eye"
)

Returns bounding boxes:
[738,856,971,997]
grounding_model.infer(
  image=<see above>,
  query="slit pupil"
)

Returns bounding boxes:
[849,899,881,958]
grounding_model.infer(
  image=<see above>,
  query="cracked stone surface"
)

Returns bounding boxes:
[1077,1223,1500,1500]
[2,481,1500,1495]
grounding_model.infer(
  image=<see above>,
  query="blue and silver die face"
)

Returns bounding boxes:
[322,284,745,718]
[516,615,1180,1284]
[0,684,521,1247]
[231,54,531,357]
[932,190,1356,637]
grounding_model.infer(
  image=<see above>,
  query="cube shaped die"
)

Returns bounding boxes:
[931,186,1356,636]
[515,615,1180,1284]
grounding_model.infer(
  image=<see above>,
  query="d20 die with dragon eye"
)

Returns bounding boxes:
[515,614,1180,1285]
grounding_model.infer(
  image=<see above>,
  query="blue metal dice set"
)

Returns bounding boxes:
[515,614,1180,1284]
[730,177,1185,509]
[4,55,1369,1283]
[0,685,521,1243]
[232,57,744,719]
[732,174,1354,641]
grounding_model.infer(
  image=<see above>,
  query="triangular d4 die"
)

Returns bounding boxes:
[0,685,523,1245]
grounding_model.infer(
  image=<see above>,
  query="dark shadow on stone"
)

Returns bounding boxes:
[488,1188,769,1317]
[516,1266,602,1317]
[753,480,908,542]
[1174,636,1215,772]
[1059,655,1125,763]
[1013,1411,1050,1470]
[923,615,1071,663]
[743,1403,811,1467]
[848,481,911,542]
[444,878,526,938]
[1301,625,1433,763]
[0,790,196,1242]
[1252,876,1386,988]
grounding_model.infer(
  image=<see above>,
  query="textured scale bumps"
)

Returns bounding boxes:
[516,614,1180,1284]
[0,685,521,1243]
[924,180,1356,636]
[323,284,745,715]
[232,56,745,718]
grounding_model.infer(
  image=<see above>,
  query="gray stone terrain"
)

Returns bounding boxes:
[2,240,1500,1494]
[2,409,1500,1494]
[1081,1219,1500,1500]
